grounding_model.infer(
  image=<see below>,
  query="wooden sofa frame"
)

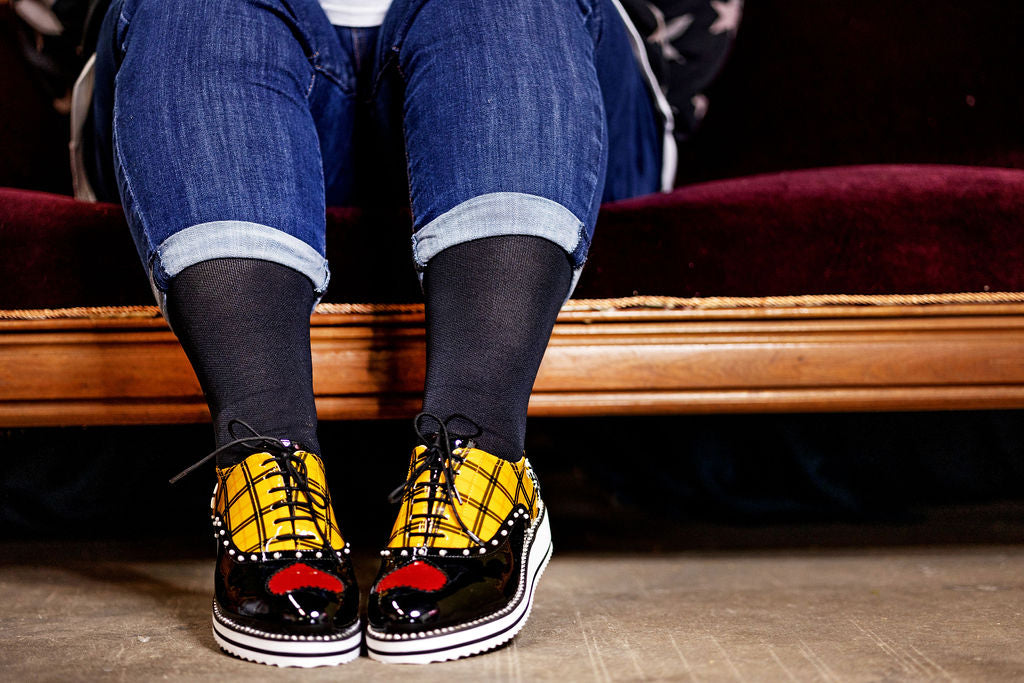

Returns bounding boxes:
[4,293,1024,428]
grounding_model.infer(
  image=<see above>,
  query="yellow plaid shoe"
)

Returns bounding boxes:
[366,414,553,664]
[207,437,361,667]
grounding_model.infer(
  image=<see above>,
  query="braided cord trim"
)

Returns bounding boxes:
[4,291,1024,321]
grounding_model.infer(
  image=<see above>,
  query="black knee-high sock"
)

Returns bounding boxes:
[422,235,572,461]
[165,258,320,465]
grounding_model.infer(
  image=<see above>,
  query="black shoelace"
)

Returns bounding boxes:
[169,420,335,552]
[387,412,484,546]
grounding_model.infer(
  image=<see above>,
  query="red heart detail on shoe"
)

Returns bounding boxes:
[376,560,447,593]
[267,563,345,595]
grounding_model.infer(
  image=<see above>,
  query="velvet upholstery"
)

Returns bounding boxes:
[582,164,1024,298]
[3,164,1023,310]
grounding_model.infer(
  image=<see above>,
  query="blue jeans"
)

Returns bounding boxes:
[89,0,662,305]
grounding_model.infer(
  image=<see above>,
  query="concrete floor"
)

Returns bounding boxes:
[3,542,1024,681]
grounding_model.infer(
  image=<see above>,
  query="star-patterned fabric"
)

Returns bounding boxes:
[618,0,743,146]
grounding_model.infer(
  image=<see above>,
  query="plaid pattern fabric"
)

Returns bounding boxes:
[215,451,345,554]
[386,445,540,549]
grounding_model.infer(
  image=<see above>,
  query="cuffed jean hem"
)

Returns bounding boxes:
[149,220,331,317]
[410,192,587,296]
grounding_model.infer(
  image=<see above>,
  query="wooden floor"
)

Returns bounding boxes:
[4,534,1024,680]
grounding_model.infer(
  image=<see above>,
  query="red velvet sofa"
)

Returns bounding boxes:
[2,0,1023,426]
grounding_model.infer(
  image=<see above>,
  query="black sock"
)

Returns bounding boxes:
[422,235,572,461]
[165,258,320,466]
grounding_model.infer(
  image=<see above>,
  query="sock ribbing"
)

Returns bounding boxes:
[165,258,321,465]
[421,235,572,461]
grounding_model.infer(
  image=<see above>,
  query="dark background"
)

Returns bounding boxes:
[2,0,1023,548]
[4,412,1024,550]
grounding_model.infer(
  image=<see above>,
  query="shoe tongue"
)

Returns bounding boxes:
[233,443,318,467]
[216,436,307,469]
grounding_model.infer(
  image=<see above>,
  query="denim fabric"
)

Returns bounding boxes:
[90,0,662,301]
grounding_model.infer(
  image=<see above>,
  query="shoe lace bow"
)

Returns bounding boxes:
[169,420,335,552]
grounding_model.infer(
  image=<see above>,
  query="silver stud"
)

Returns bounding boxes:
[237,555,244,562]
[295,552,302,558]
[439,549,447,556]
[273,552,281,559]
[229,549,235,555]
[479,548,487,554]
[491,539,499,546]
[219,530,225,536]
[316,552,323,558]
[223,541,229,547]
[507,520,514,526]
[400,550,408,557]
[463,549,470,556]
[344,547,350,554]
[250,554,257,561]
[501,529,508,536]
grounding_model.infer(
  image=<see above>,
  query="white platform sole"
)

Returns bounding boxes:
[366,505,553,664]
[212,611,362,667]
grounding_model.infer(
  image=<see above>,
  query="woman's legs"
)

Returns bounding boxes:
[366,0,661,661]
[91,0,661,664]
[91,0,366,666]
[378,0,661,458]
[92,0,357,458]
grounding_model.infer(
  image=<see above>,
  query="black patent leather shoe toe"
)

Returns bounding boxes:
[368,528,522,632]
[365,418,552,664]
[201,439,361,667]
